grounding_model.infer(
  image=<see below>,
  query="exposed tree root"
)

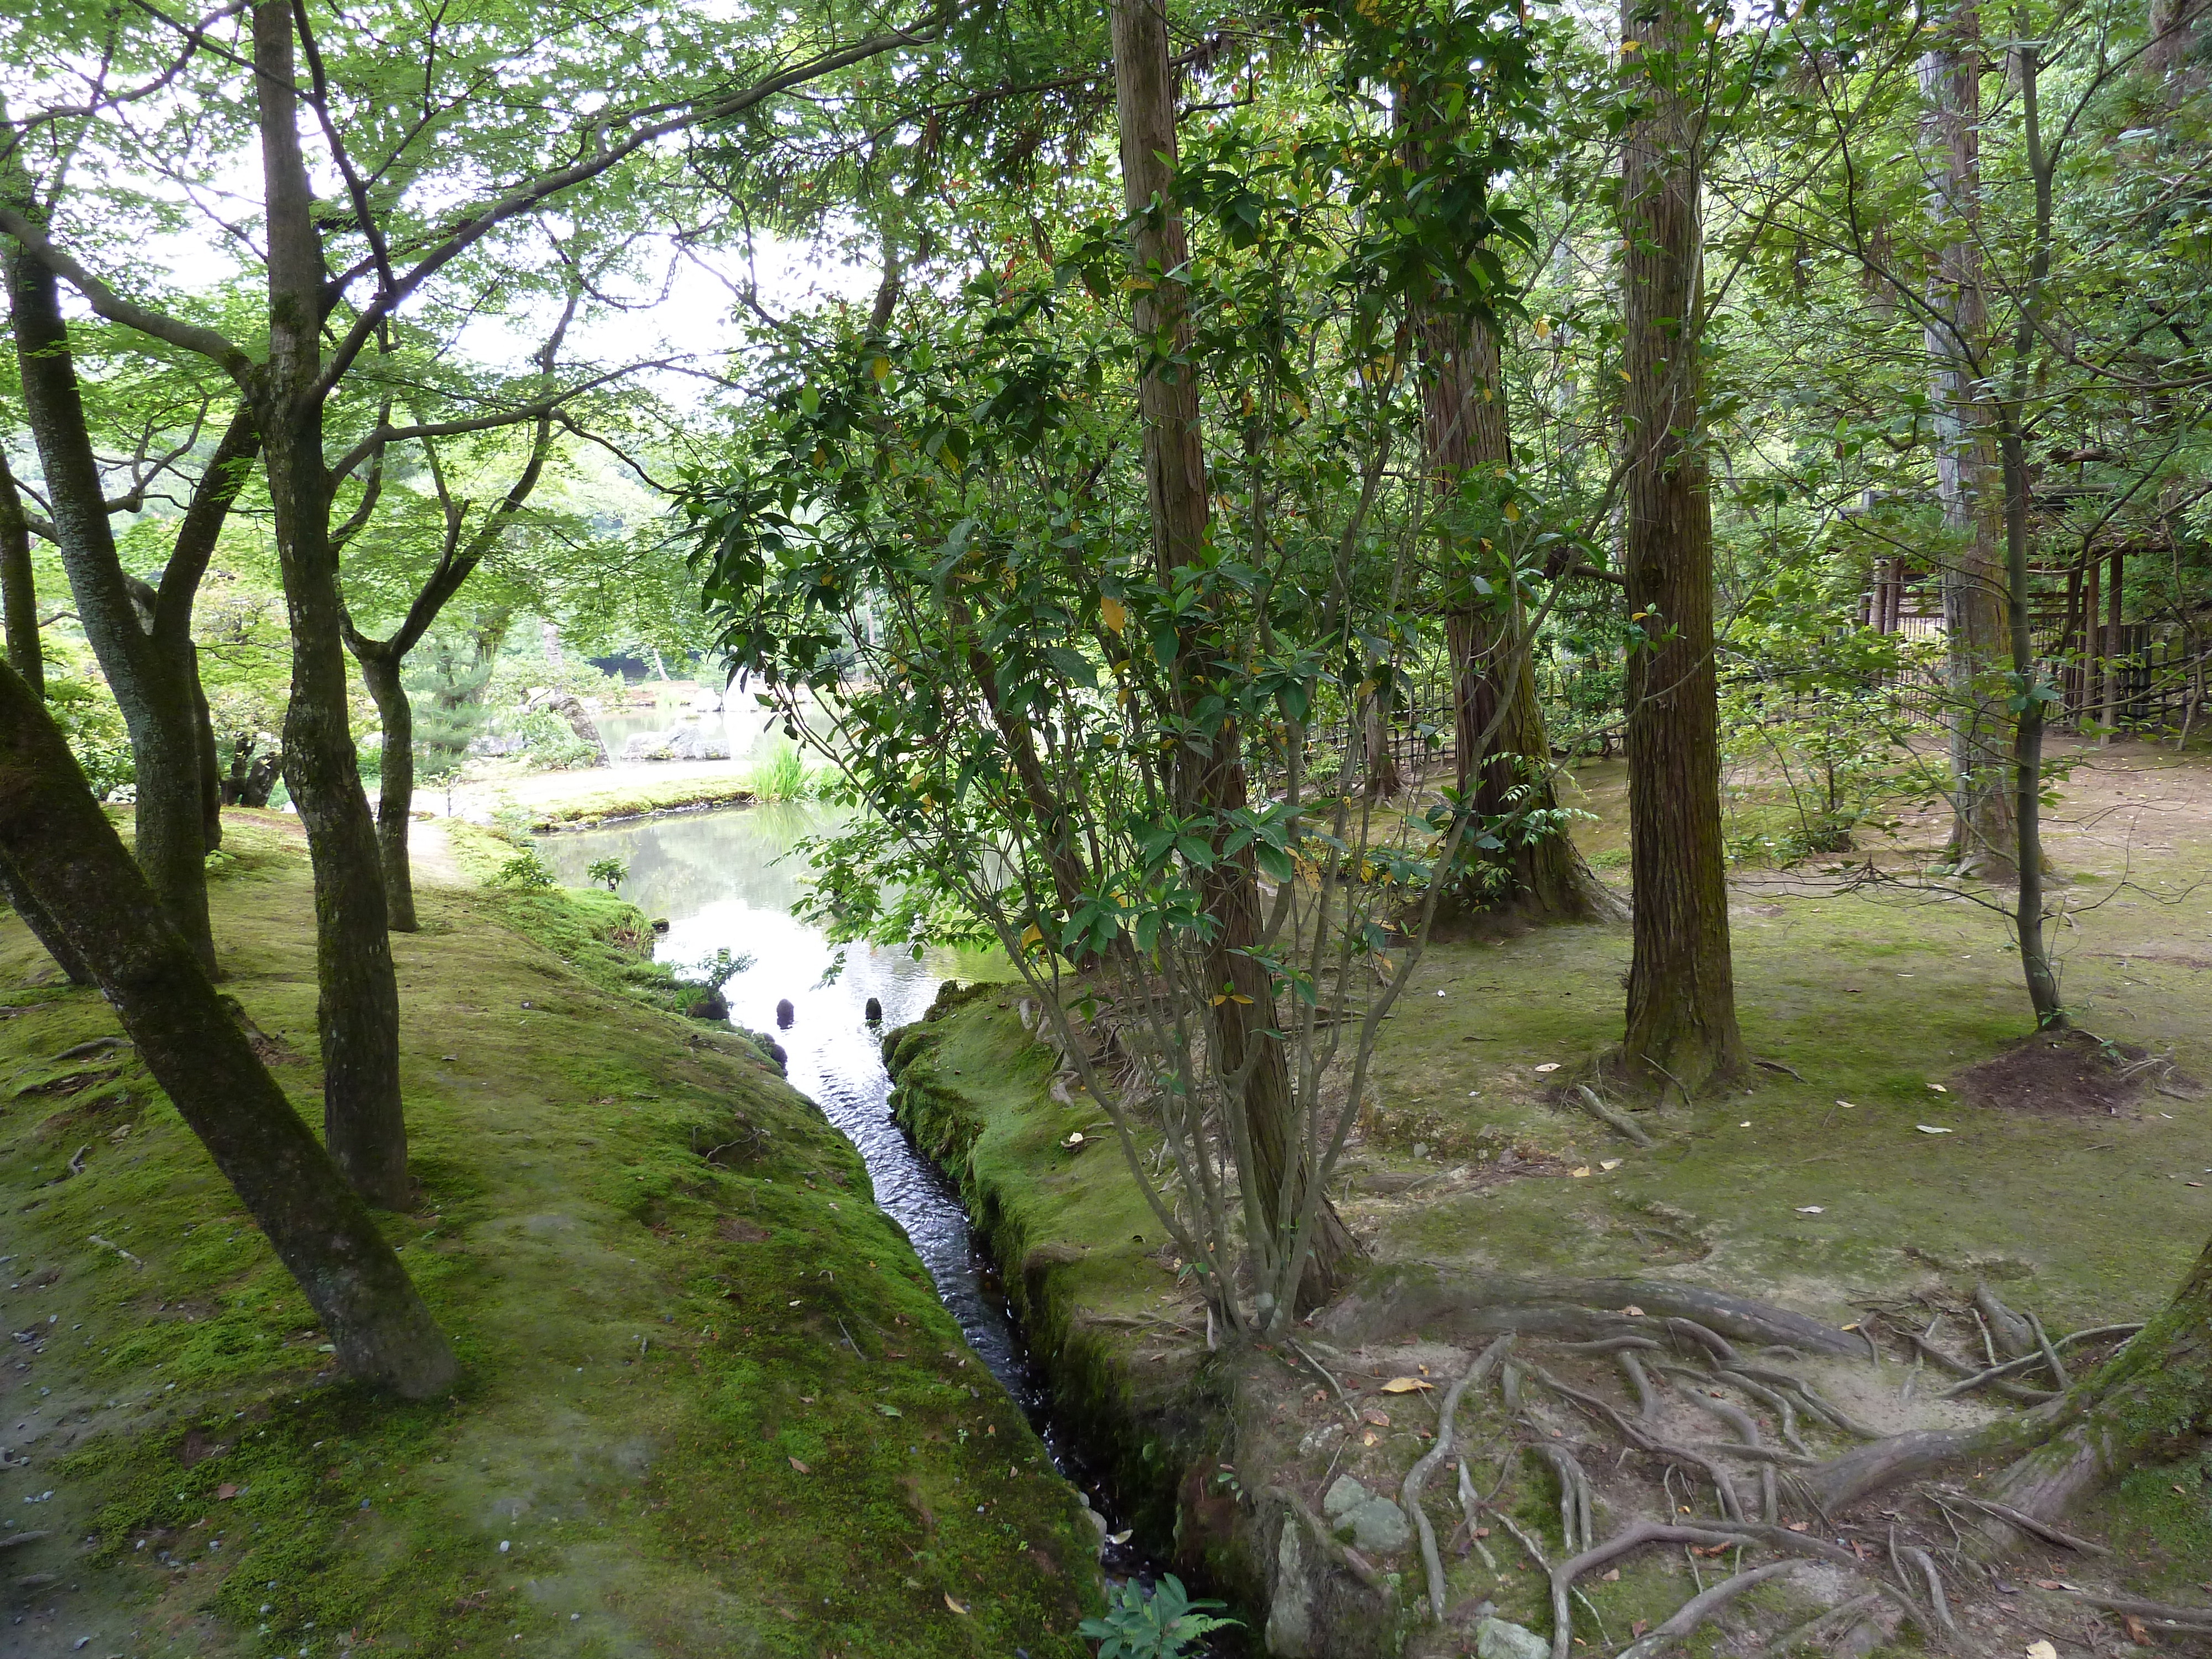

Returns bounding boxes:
[2065,1593,2212,1633]
[1618,1561,1802,1659]
[1403,1333,1514,1623]
[1572,1084,1658,1148]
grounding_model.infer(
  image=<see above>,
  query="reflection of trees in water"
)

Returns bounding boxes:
[537,804,838,919]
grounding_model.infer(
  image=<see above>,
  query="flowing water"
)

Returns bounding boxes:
[532,804,1123,1521]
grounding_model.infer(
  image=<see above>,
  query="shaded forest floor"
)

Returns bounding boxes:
[886,736,2212,1657]
[0,814,1098,1658]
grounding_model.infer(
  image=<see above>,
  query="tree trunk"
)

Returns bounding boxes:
[1361,695,1403,799]
[1921,7,2020,880]
[1412,298,1620,926]
[0,851,91,984]
[4,243,220,975]
[0,451,41,697]
[0,653,455,1395]
[1617,0,1745,1092]
[255,0,410,1208]
[357,648,419,932]
[1109,0,1355,1316]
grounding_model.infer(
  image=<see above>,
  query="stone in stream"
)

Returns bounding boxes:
[864,997,883,1025]
[775,998,795,1028]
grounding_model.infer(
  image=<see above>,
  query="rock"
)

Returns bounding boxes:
[1478,1617,1552,1659]
[1321,1475,1370,1519]
[775,998,795,1029]
[619,731,673,761]
[685,990,729,1022]
[619,724,729,762]
[1343,1497,1410,1554]
[864,997,883,1024]
[1267,1514,1317,1657]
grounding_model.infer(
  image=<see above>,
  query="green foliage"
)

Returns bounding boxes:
[585,855,629,891]
[43,669,135,801]
[745,738,818,803]
[1077,1575,1237,1659]
[493,848,557,891]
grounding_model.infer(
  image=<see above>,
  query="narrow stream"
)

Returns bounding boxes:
[533,802,1136,1551]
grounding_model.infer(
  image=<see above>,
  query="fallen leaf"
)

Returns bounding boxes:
[1380,1377,1435,1394]
[1785,1521,1809,1533]
[1928,1082,1948,1092]
[878,1404,902,1417]
[1632,1621,1649,1639]
[2027,1643,2060,1659]
[1599,1159,1622,1172]
[788,1458,810,1474]
[216,1484,239,1500]
[1571,1166,1592,1178]
[1600,1568,1620,1582]
[1835,1099,1857,1109]
[1796,1206,1825,1214]
[1062,1132,1085,1148]
[943,1593,971,1616]
[2123,1616,2153,1646]
[2033,1581,2066,1591]
[1536,1062,1562,1073]
[1623,1305,1645,1317]
[1363,1410,1393,1427]
[1843,986,1863,994]
[1916,1125,1954,1135]
[1361,1430,1379,1447]
[1474,1527,1491,1538]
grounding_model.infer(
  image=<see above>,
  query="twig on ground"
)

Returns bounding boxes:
[1458,1457,1499,1571]
[2025,1310,2070,1391]
[1531,1440,1596,1556]
[2062,1593,2212,1632]
[1291,1337,1363,1430]
[1933,1489,2112,1556]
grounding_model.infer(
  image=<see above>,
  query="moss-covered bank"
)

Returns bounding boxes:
[0,812,1097,1656]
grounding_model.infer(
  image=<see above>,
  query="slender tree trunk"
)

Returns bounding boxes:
[357,649,419,932]
[4,244,219,975]
[1921,8,2019,880]
[1617,0,1745,1092]
[1413,295,1619,924]
[0,653,455,1395]
[0,852,90,983]
[0,451,41,697]
[1109,0,1355,1314]
[255,0,410,1208]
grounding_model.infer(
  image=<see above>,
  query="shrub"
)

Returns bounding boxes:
[585,856,628,891]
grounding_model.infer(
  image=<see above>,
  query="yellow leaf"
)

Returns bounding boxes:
[1599,1159,1622,1171]
[1020,924,1043,948]
[1211,994,1229,1006]
[1380,1376,1434,1394]
[1621,38,1640,50]
[1623,1305,1645,1317]
[944,1593,971,1615]
[1229,993,1254,1004]
[870,356,891,381]
[1571,1166,1592,1178]
[1502,500,1521,522]
[1534,316,1553,340]
[1100,594,1127,633]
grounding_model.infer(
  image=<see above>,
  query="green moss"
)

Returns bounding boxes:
[0,817,1097,1655]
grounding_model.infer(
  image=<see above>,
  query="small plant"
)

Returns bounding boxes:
[585,856,628,891]
[747,738,816,803]
[1077,1575,1238,1659]
[493,848,557,890]
[677,947,753,992]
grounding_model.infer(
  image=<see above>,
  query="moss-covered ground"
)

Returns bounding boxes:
[456,766,762,833]
[0,812,1097,1657]
[885,737,2212,1650]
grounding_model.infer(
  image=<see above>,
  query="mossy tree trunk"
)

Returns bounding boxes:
[0,449,40,698]
[255,0,410,1207]
[1110,0,1356,1316]
[2,242,255,979]
[1616,0,1745,1091]
[0,652,456,1397]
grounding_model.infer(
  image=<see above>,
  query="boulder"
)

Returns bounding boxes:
[1342,1497,1409,1554]
[1478,1618,1552,1659]
[1321,1475,1370,1519]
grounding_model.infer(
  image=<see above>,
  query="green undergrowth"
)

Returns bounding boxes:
[0,812,1096,1656]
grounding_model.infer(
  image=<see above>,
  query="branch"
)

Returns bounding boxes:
[0,204,251,377]
[325,356,652,482]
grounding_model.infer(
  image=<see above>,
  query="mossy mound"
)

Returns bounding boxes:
[0,812,1097,1655]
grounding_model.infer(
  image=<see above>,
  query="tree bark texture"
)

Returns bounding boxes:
[0,850,90,984]
[1919,9,2020,880]
[255,0,410,1208]
[1617,0,1745,1091]
[1411,289,1619,925]
[0,451,42,697]
[4,244,222,975]
[0,654,455,1396]
[356,650,420,932]
[1110,0,1356,1313]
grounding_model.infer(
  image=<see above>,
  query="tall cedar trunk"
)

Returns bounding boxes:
[1411,277,1619,923]
[254,0,410,1207]
[1920,8,2019,879]
[356,650,419,932]
[1618,0,1745,1091]
[0,654,455,1395]
[1109,0,1355,1314]
[0,452,40,696]
[4,246,220,974]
